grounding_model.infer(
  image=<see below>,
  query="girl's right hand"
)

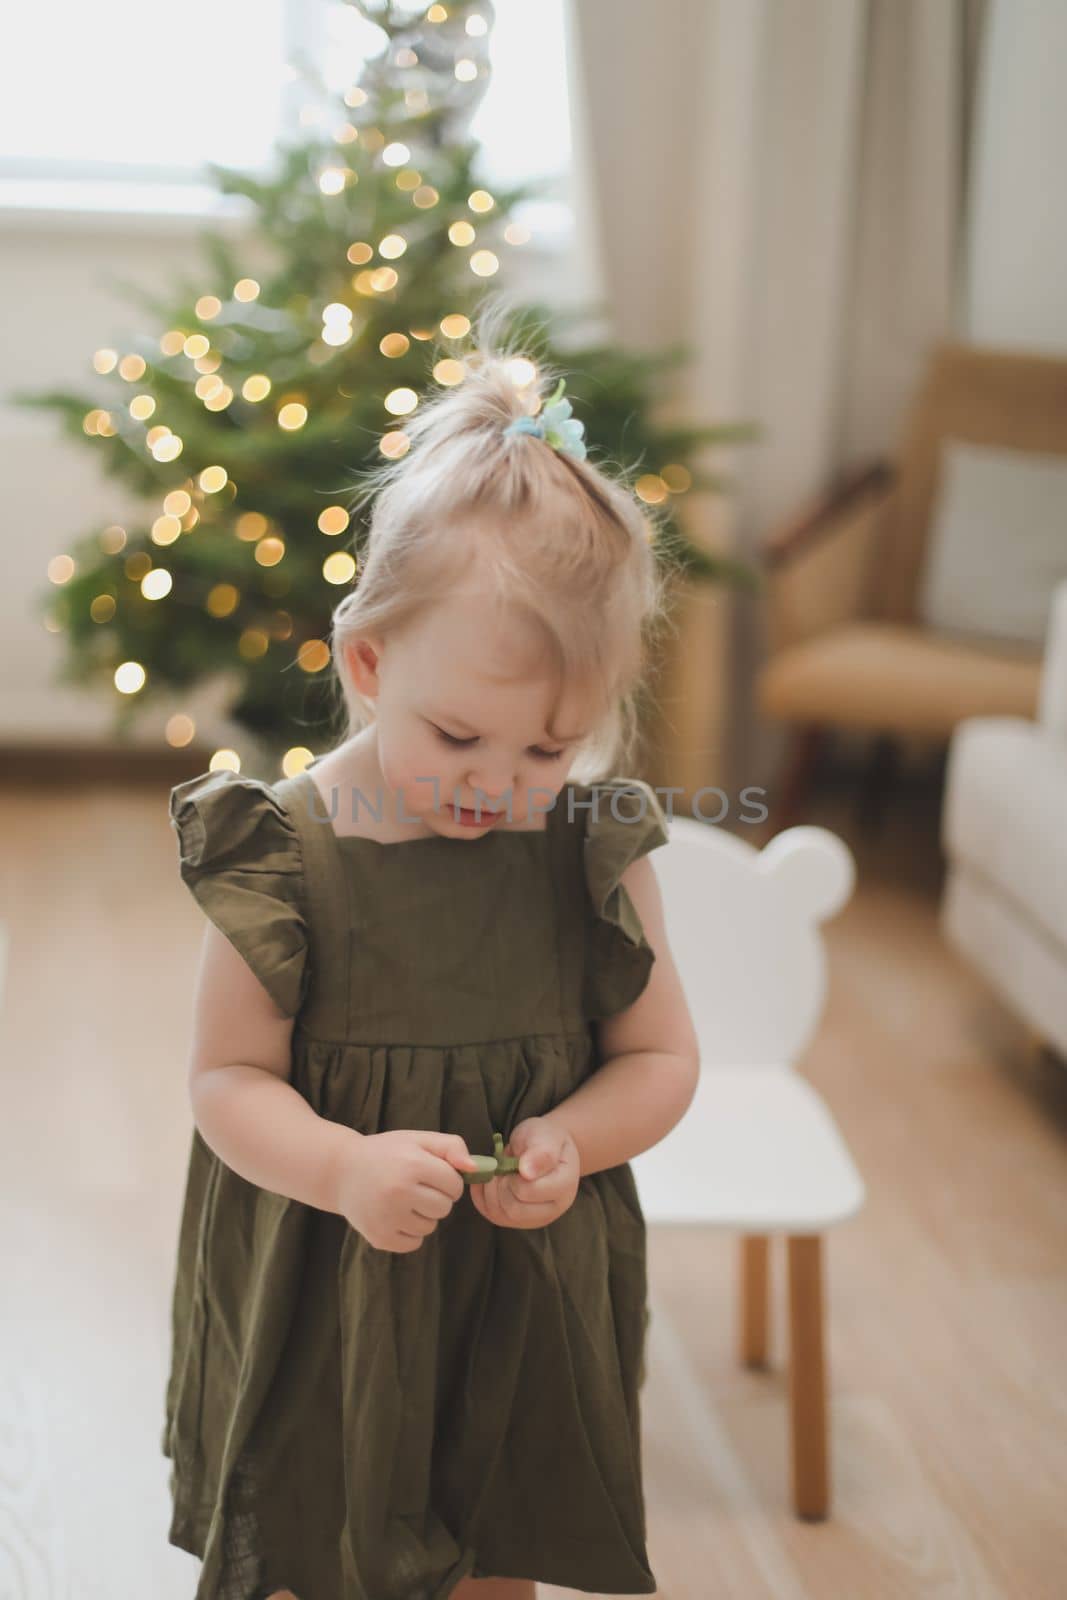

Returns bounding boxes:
[331,1128,479,1253]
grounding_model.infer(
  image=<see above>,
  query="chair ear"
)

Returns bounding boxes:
[756,826,856,924]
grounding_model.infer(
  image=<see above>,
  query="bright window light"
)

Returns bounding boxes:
[0,0,572,195]
[469,0,571,186]
[318,0,571,187]
[0,0,289,176]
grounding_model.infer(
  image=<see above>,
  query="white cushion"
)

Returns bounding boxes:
[918,439,1067,649]
[941,863,1067,1062]
[941,714,1067,954]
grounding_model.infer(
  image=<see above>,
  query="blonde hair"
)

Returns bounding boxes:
[326,296,676,783]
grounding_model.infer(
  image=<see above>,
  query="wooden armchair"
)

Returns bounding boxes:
[756,340,1065,831]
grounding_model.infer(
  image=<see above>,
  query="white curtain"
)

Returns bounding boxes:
[567,0,987,794]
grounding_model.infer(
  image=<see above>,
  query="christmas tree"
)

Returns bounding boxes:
[15,0,759,776]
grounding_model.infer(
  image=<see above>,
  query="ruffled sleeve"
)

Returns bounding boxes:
[168,768,310,1018]
[580,776,670,1020]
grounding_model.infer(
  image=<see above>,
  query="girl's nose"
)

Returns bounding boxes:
[464,768,514,807]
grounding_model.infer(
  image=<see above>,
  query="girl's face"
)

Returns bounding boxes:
[345,588,601,836]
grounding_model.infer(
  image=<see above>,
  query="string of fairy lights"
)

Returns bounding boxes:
[43,1,692,780]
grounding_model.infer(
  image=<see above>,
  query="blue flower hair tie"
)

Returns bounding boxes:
[503,377,587,461]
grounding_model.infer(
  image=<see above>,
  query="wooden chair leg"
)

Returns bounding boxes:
[853,731,898,833]
[738,1234,771,1368]
[771,724,829,834]
[786,1234,830,1519]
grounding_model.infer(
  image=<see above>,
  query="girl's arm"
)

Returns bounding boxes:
[186,920,362,1213]
[542,855,700,1177]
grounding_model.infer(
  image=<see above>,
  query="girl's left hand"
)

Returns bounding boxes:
[467,1116,581,1230]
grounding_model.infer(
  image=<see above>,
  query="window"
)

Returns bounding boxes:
[0,0,573,230]
[318,0,571,187]
[469,0,572,225]
[0,0,290,182]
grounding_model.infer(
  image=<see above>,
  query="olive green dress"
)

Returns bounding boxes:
[162,756,669,1600]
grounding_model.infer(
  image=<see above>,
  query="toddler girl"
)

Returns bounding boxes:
[162,312,701,1600]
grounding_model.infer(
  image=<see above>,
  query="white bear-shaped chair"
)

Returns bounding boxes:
[631,818,866,1520]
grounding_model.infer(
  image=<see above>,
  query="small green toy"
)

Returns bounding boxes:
[462,1130,521,1185]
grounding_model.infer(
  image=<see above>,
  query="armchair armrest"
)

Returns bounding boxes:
[762,461,897,654]
[1038,578,1067,741]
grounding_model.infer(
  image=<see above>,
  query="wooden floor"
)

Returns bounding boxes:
[1,757,1065,1598]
